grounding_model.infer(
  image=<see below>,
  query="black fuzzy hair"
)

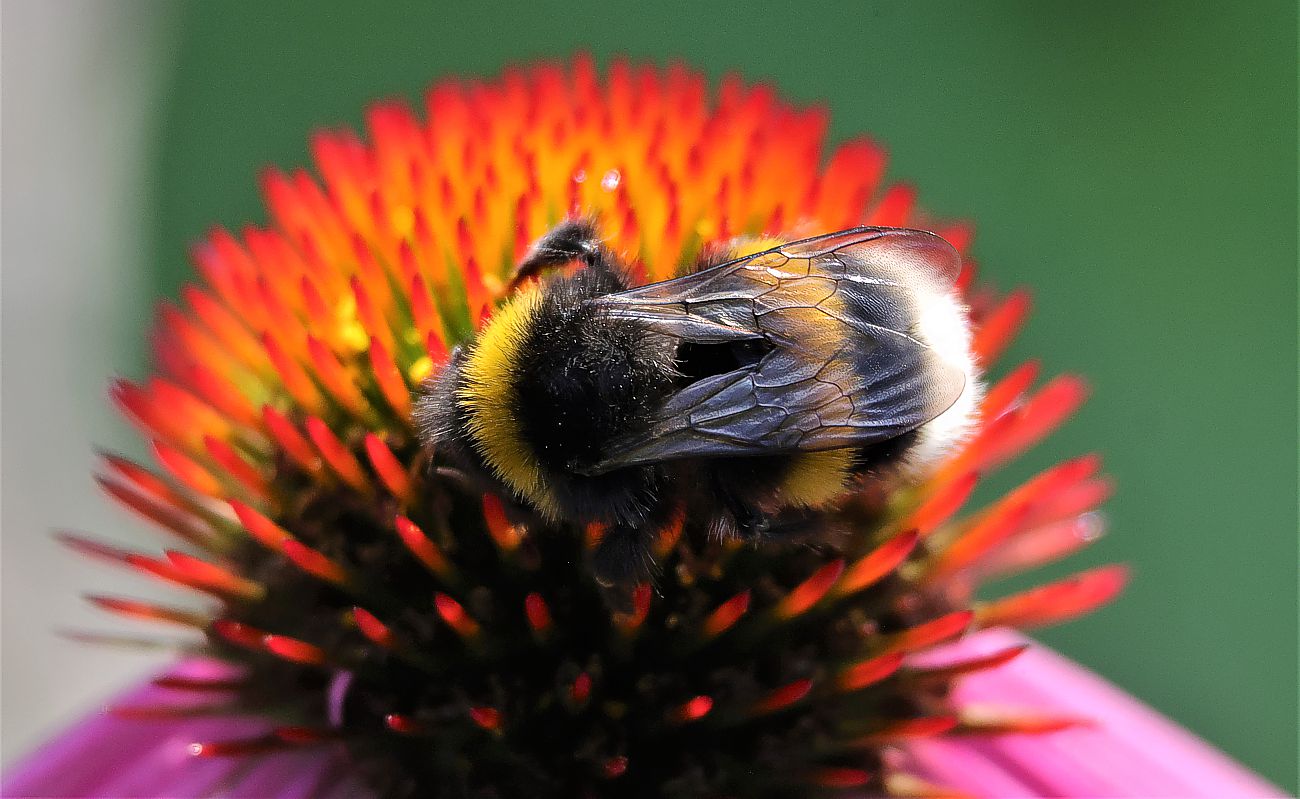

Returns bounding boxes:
[512,267,677,531]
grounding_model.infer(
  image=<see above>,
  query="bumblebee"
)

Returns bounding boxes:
[416,220,979,584]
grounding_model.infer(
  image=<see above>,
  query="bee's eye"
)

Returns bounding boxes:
[674,338,771,384]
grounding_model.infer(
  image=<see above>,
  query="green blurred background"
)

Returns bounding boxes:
[137,0,1296,790]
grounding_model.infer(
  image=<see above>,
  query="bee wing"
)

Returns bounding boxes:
[585,227,966,471]
[589,226,960,336]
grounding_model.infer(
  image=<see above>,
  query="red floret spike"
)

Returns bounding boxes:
[384,714,425,735]
[129,550,264,601]
[261,332,327,417]
[59,630,195,652]
[260,406,324,475]
[667,695,713,725]
[280,539,350,587]
[807,767,872,789]
[364,433,413,503]
[971,289,1031,366]
[55,532,138,566]
[468,706,502,732]
[188,735,287,758]
[652,509,686,559]
[866,183,917,227]
[813,140,886,230]
[852,716,959,745]
[306,335,369,418]
[182,286,268,373]
[835,533,919,597]
[367,336,412,419]
[750,679,813,716]
[1019,469,1112,531]
[524,593,553,636]
[931,456,1098,578]
[601,756,629,779]
[905,470,980,539]
[152,675,248,692]
[202,435,271,502]
[184,360,261,429]
[210,619,268,650]
[964,376,1089,475]
[774,559,844,620]
[305,416,372,493]
[392,515,454,580]
[434,592,481,640]
[425,330,449,367]
[229,500,293,552]
[879,611,974,656]
[274,726,341,746]
[85,595,209,629]
[297,274,336,341]
[353,607,397,650]
[350,273,395,356]
[975,564,1129,631]
[95,474,220,552]
[152,441,223,498]
[408,275,443,350]
[570,672,593,705]
[701,590,751,640]
[979,359,1041,423]
[262,633,328,666]
[906,645,1030,683]
[98,453,216,523]
[481,494,521,552]
[836,652,906,693]
[954,709,1091,736]
[975,513,1106,579]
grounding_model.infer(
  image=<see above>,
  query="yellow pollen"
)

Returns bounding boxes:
[335,294,358,320]
[694,218,718,241]
[332,294,370,351]
[341,322,370,352]
[389,206,415,238]
[408,356,434,383]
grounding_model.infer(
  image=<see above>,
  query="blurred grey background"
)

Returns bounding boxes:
[2,0,1297,792]
[1,0,176,766]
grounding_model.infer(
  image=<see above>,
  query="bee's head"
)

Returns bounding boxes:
[416,267,678,526]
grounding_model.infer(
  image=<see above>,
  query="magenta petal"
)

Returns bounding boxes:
[1,659,371,799]
[903,629,1288,798]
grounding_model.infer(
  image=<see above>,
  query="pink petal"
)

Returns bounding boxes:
[1,659,370,799]
[903,629,1287,798]
[6,643,1284,798]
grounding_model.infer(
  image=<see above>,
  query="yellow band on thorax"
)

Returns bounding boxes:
[457,289,561,518]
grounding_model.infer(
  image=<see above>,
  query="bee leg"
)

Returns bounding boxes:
[762,511,832,542]
[713,470,773,541]
[591,521,654,589]
[509,218,622,290]
[709,490,773,542]
[735,507,773,540]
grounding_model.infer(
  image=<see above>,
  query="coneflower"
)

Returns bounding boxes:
[2,58,1282,799]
